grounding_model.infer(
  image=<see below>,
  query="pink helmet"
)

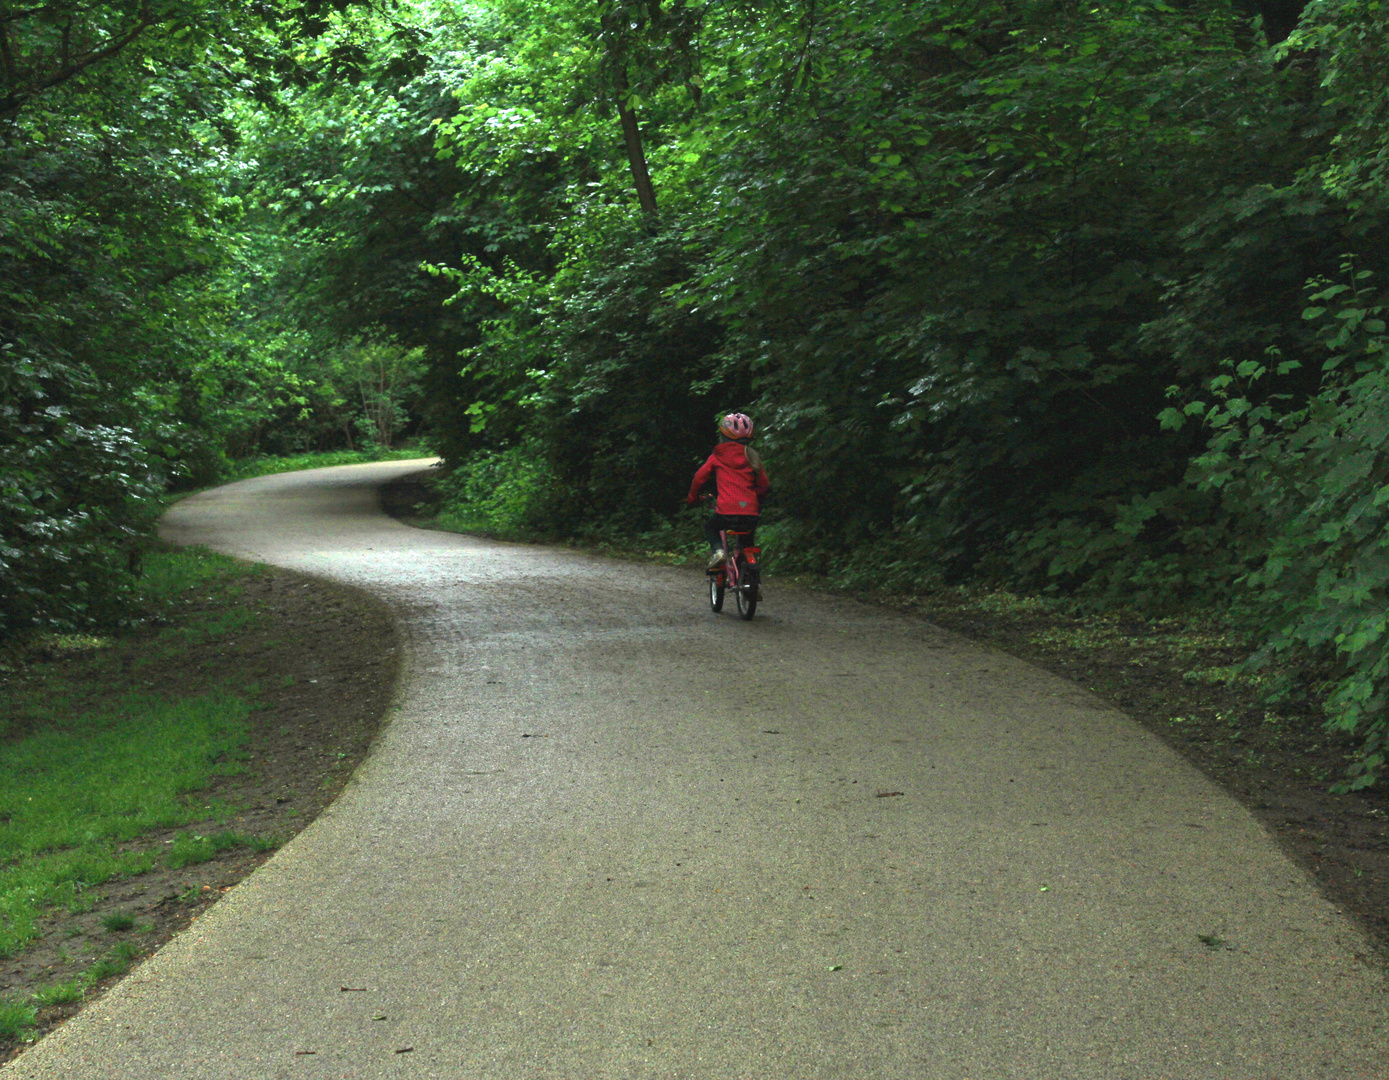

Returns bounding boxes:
[719,412,754,440]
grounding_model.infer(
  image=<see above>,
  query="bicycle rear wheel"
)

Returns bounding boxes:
[734,561,758,620]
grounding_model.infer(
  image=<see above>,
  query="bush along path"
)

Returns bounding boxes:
[381,470,1389,965]
[0,548,398,1061]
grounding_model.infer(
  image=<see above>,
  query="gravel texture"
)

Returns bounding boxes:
[6,460,1384,1080]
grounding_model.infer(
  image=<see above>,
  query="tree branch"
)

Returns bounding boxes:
[0,8,158,120]
[0,7,53,24]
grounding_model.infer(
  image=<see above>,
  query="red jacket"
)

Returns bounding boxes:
[688,441,770,516]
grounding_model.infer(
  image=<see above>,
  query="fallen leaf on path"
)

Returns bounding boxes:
[827,964,844,971]
[396,1046,414,1054]
[341,986,368,992]
[294,1050,316,1056]
[875,791,904,798]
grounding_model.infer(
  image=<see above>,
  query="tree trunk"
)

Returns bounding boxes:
[613,67,658,216]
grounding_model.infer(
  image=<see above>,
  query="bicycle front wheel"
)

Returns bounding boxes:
[734,562,758,620]
[709,571,725,613]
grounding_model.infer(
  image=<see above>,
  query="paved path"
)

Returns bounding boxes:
[6,461,1385,1079]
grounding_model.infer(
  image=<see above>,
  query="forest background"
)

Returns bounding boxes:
[3,0,1388,787]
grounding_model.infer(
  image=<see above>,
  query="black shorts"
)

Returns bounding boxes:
[706,514,759,549]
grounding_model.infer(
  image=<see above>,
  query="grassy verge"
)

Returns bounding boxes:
[1,540,398,1063]
[24,940,144,1010]
[225,444,435,483]
[0,548,277,1042]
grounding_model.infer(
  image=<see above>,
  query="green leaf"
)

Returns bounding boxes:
[1157,407,1185,431]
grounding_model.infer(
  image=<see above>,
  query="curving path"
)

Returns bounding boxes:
[5,461,1385,1079]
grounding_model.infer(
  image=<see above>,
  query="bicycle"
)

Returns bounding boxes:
[708,527,760,620]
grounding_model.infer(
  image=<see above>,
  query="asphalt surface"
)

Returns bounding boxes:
[6,460,1385,1079]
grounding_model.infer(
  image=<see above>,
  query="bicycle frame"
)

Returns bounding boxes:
[719,529,759,588]
[710,527,761,619]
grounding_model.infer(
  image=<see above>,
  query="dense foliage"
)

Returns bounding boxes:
[1,1,254,635]
[3,0,1388,784]
[0,0,422,636]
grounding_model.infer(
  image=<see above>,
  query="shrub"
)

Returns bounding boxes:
[1176,265,1389,788]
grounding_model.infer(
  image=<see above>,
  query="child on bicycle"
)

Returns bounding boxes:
[686,412,770,570]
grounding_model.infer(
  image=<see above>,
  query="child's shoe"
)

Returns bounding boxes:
[706,548,726,570]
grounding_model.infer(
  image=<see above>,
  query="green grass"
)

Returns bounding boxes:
[0,547,267,961]
[0,692,251,855]
[86,941,142,981]
[0,691,253,957]
[30,979,85,1008]
[26,942,145,1012]
[227,444,434,482]
[0,938,146,1043]
[165,830,279,869]
[139,546,253,605]
[0,999,37,1040]
[100,912,135,933]
[153,607,260,654]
